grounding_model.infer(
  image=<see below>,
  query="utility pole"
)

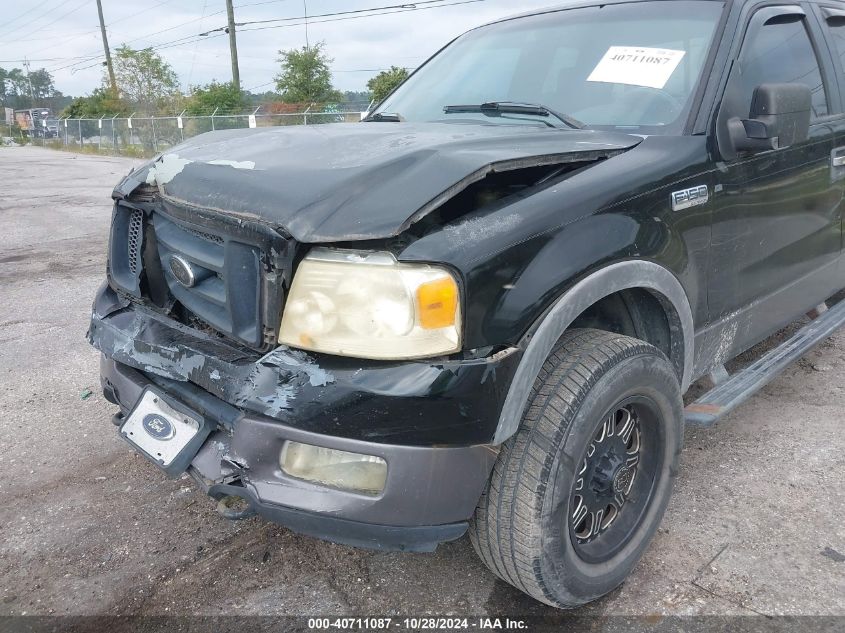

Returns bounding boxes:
[22,59,35,104]
[303,0,310,48]
[225,0,241,90]
[96,0,118,94]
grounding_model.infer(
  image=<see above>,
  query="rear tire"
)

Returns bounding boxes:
[469,329,683,608]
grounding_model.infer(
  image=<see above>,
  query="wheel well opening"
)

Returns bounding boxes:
[569,288,679,376]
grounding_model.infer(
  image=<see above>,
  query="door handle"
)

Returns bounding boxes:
[832,147,845,167]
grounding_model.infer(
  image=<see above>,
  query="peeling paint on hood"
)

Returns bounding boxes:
[120,122,642,243]
[207,159,256,170]
[145,154,192,186]
[144,154,257,187]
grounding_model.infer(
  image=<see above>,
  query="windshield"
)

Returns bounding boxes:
[375,1,724,133]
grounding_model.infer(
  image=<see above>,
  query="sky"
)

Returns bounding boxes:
[0,0,564,99]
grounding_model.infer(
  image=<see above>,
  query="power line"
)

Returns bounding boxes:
[2,0,72,38]
[18,0,470,76]
[246,80,274,91]
[238,0,490,33]
[68,58,109,74]
[3,0,92,45]
[0,56,94,63]
[33,0,179,56]
[4,0,56,28]
[335,68,405,72]
[41,7,232,72]
[188,0,211,85]
[144,33,229,54]
[47,54,109,74]
[237,0,301,7]
[57,33,227,73]
[46,31,227,74]
[185,0,489,40]
[236,0,465,28]
[43,0,490,77]
[2,29,100,44]
[38,0,278,66]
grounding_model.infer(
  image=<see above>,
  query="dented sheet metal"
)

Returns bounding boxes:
[89,285,521,445]
[88,303,333,419]
[117,123,640,243]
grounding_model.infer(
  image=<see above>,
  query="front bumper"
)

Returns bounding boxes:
[89,283,520,446]
[90,284,519,551]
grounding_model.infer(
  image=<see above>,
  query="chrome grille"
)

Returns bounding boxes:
[108,201,291,351]
[153,213,264,348]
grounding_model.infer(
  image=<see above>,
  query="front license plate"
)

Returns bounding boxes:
[121,390,203,470]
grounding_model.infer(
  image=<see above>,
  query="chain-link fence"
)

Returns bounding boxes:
[17,105,372,156]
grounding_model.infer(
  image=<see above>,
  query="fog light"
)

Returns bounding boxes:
[280,442,387,495]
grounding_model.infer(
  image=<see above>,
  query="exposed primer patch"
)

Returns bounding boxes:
[108,317,206,380]
[145,155,256,187]
[260,347,336,387]
[209,369,222,381]
[256,385,297,416]
[207,159,256,170]
[444,213,522,247]
[146,154,192,186]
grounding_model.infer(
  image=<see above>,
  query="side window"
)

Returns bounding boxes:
[823,15,845,83]
[730,15,828,119]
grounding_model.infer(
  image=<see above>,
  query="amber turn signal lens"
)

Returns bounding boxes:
[417,276,459,330]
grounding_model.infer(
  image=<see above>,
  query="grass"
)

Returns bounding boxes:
[34,139,155,159]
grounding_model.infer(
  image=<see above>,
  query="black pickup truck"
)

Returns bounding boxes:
[88,0,845,609]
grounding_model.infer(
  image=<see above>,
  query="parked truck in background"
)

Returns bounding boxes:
[15,108,57,139]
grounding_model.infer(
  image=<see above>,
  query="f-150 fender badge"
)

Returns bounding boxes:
[671,185,709,212]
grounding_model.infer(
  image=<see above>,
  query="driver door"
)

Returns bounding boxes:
[708,4,842,353]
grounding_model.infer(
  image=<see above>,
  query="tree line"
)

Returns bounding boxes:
[0,66,68,111]
[1,41,410,120]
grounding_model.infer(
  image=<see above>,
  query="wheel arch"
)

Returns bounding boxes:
[493,260,694,445]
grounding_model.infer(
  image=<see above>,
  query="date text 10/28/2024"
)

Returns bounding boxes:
[308,618,529,630]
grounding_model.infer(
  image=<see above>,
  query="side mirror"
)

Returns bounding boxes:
[728,83,811,153]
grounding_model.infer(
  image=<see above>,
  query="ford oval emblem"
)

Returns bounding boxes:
[169,255,196,288]
[142,414,176,441]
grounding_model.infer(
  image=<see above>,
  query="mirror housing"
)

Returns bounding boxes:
[728,83,811,153]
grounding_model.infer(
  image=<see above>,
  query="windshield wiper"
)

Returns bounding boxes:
[443,101,585,129]
[366,112,403,122]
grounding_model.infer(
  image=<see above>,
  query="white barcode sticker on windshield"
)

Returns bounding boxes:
[587,46,686,89]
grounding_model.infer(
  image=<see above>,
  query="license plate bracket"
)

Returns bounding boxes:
[120,388,212,477]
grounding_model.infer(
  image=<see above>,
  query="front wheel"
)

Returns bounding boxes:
[470,329,683,608]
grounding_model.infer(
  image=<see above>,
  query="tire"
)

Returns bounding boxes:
[469,328,684,608]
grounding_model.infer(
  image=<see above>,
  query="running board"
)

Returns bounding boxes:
[685,300,845,427]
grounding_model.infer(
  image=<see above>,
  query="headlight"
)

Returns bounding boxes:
[280,442,387,495]
[278,249,461,359]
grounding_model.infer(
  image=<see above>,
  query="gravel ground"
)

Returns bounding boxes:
[0,146,843,620]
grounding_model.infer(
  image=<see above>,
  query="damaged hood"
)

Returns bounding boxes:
[122,122,642,242]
